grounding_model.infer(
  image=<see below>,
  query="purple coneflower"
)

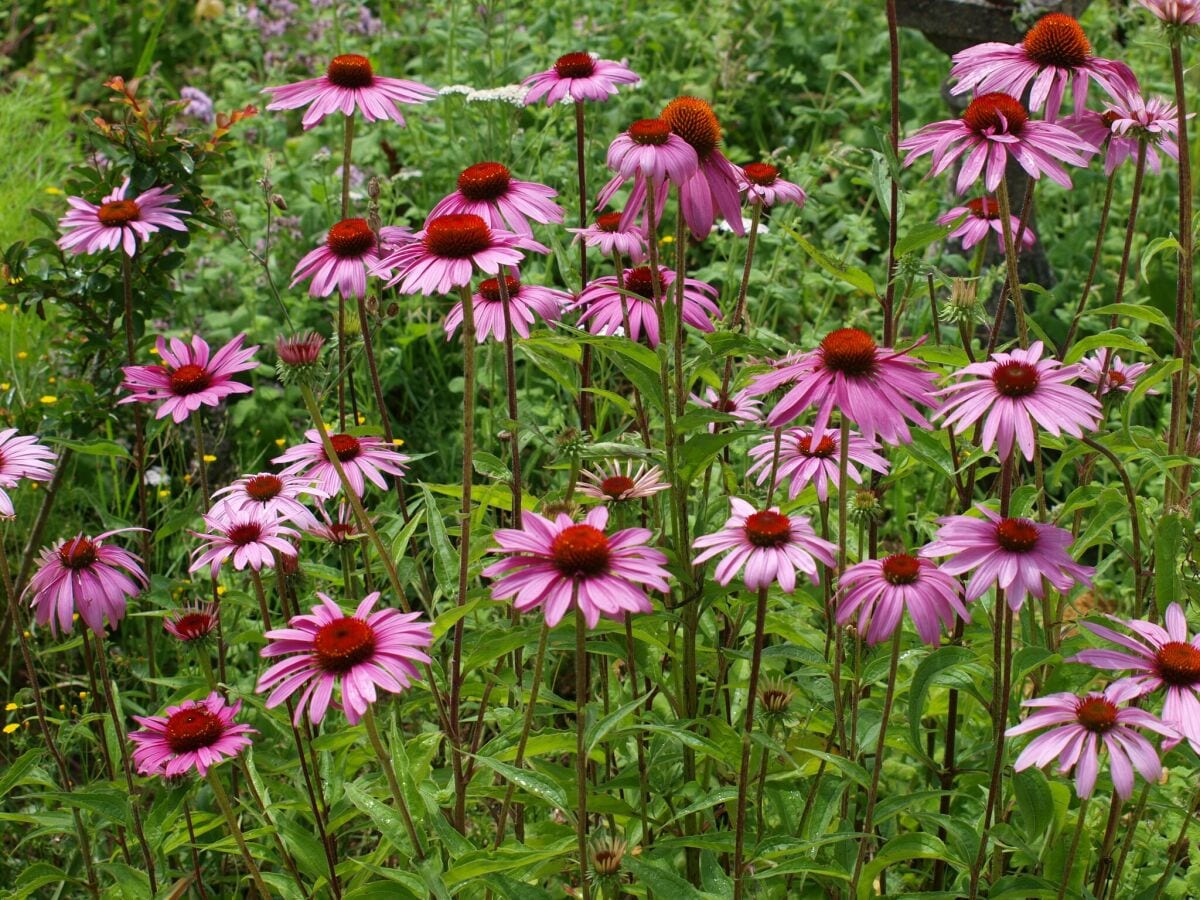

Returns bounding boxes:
[0,429,56,518]
[1007,681,1174,799]
[256,591,432,725]
[306,502,363,546]
[1065,90,1181,176]
[58,177,188,257]
[596,118,697,230]
[130,692,256,777]
[689,386,762,433]
[25,529,147,636]
[163,602,220,644]
[661,96,745,239]
[571,265,721,347]
[483,506,671,628]
[577,460,670,503]
[899,92,1094,193]
[1077,351,1154,395]
[1137,0,1200,24]
[749,328,938,446]
[747,426,889,502]
[1071,603,1200,752]
[263,53,436,130]
[937,340,1102,461]
[948,13,1138,121]
[189,507,299,579]
[922,505,1093,610]
[692,498,835,593]
[374,213,547,296]
[444,275,568,343]
[273,430,410,498]
[738,163,807,210]
[210,472,328,530]
[837,553,968,646]
[522,52,640,105]
[938,197,1037,253]
[428,162,564,237]
[120,334,259,424]
[568,211,648,263]
[290,219,409,299]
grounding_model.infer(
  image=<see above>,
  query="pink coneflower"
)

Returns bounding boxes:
[750,328,938,446]
[568,211,648,263]
[163,602,220,644]
[738,163,807,210]
[522,52,640,105]
[1065,91,1181,176]
[937,340,1102,461]
[188,507,300,579]
[948,13,1138,121]
[938,197,1037,253]
[130,692,255,778]
[1071,603,1200,752]
[210,472,328,530]
[263,53,436,130]
[306,502,363,546]
[692,498,836,593]
[595,119,697,229]
[837,553,969,646]
[1007,681,1174,799]
[747,426,889,502]
[373,213,547,296]
[922,505,1093,610]
[689,386,762,433]
[24,529,147,636]
[0,429,56,518]
[899,92,1094,193]
[428,162,564,237]
[120,334,259,424]
[58,177,189,257]
[289,219,409,299]
[1077,351,1154,395]
[273,430,410,498]
[661,96,745,239]
[256,591,432,725]
[483,506,671,628]
[577,460,670,502]
[571,265,721,347]
[1137,0,1200,24]
[444,275,569,343]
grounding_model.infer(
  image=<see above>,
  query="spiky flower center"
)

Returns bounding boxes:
[165,707,224,753]
[226,522,263,546]
[58,537,98,570]
[328,433,362,462]
[962,93,1029,136]
[589,839,626,876]
[882,553,921,585]
[326,54,375,88]
[759,677,795,715]
[457,162,512,202]
[245,474,283,502]
[314,616,377,673]
[326,218,375,258]
[662,96,722,159]
[97,199,140,226]
[554,52,596,79]
[1156,641,1200,686]
[423,214,492,259]
[628,118,672,146]
[966,197,1001,219]
[1101,110,1121,129]
[995,517,1039,553]
[820,328,878,377]
[1075,696,1118,733]
[1108,370,1127,387]
[168,363,213,396]
[1024,13,1091,68]
[797,434,837,457]
[479,275,521,303]
[991,361,1041,398]
[624,266,665,299]
[743,162,780,186]
[596,212,623,232]
[600,475,636,499]
[168,609,217,641]
[277,332,325,366]
[328,523,357,543]
[551,524,611,576]
[744,510,791,548]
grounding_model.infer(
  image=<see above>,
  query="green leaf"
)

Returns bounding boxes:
[625,855,710,899]
[894,221,952,258]
[0,750,44,799]
[1140,235,1183,282]
[345,782,417,856]
[907,646,975,758]
[1064,329,1153,365]
[42,787,132,829]
[780,224,877,295]
[1012,768,1055,846]
[420,484,459,598]
[99,861,151,899]
[678,431,744,485]
[48,437,130,459]
[1087,302,1175,334]
[444,837,574,887]
[473,451,511,481]
[12,863,73,900]
[856,833,950,900]
[470,756,571,813]
[1156,513,1187,613]
[585,691,651,755]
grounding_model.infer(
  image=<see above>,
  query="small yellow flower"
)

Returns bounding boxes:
[29,482,38,490]
[392,438,405,447]
[149,346,160,356]
[47,377,56,384]
[0,383,9,391]
[78,691,87,701]
[158,489,171,499]
[356,415,366,425]
[275,438,287,448]
[21,630,30,639]
[16,351,28,360]
[44,187,64,196]
[183,474,193,484]
[40,395,57,405]
[216,585,227,596]
[4,703,17,712]
[660,235,674,244]
[72,613,79,622]
[57,704,65,712]
[3,723,18,734]
[202,454,217,463]
[0,303,8,312]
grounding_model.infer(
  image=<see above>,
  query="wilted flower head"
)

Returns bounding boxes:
[1065,90,1181,176]
[25,529,148,636]
[1136,0,1200,26]
[661,96,745,239]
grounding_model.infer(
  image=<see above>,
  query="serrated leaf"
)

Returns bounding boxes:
[780,225,877,296]
[585,691,651,755]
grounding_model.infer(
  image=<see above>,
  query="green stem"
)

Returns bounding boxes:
[362,707,425,860]
[494,620,551,844]
[732,586,770,899]
[575,608,591,900]
[206,768,272,897]
[1059,797,1090,900]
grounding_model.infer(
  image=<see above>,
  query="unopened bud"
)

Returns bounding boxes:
[271,193,287,211]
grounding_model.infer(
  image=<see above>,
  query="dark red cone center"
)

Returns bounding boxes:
[820,328,878,377]
[245,474,284,502]
[328,433,362,462]
[966,197,1001,219]
[1024,13,1091,68]
[662,96,722,159]
[628,119,672,147]
[995,517,1039,553]
[554,52,596,79]
[168,363,213,396]
[98,199,140,226]
[457,162,512,201]
[600,475,636,499]
[882,553,921,585]
[314,616,377,673]
[551,524,611,576]
[596,212,623,232]
[170,611,216,641]
[624,265,665,299]
[962,93,1029,136]
[423,214,492,259]
[326,218,376,258]
[743,163,780,186]
[991,361,1041,398]
[58,537,98,570]
[165,707,224,753]
[227,522,263,546]
[797,434,837,457]
[1075,696,1118,733]
[1156,641,1200,686]
[479,275,521,303]
[744,510,791,548]
[327,54,375,88]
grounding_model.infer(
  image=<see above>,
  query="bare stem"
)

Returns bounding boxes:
[575,608,591,900]
[206,768,271,897]
[733,586,770,899]
[362,707,426,860]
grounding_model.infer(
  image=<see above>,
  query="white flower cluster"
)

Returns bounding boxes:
[438,83,530,107]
